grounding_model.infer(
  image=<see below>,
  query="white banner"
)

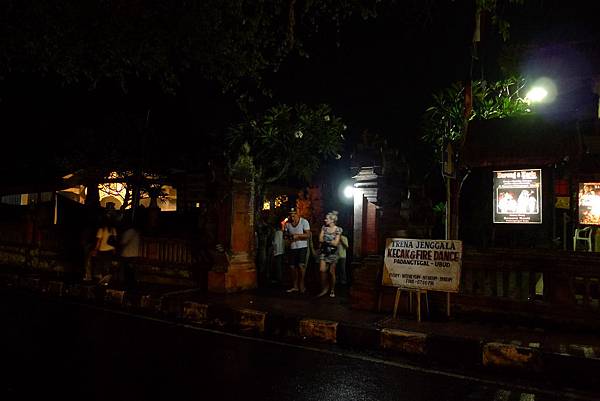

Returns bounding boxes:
[382,238,463,292]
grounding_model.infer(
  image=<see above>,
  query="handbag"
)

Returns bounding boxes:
[107,234,118,247]
[320,244,337,256]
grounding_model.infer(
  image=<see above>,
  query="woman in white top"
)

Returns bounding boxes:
[92,217,118,285]
[317,211,342,298]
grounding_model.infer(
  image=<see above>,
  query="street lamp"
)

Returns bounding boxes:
[338,179,356,202]
[343,185,355,199]
[525,77,557,104]
[526,87,548,103]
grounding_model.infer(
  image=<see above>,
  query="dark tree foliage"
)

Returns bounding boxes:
[0,0,382,189]
[0,0,379,95]
[0,0,532,190]
[227,103,346,184]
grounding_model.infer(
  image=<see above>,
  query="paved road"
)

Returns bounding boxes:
[1,290,596,401]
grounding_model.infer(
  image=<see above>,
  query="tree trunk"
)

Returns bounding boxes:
[449,0,478,240]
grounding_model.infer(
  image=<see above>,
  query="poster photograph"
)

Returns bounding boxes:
[493,169,542,224]
[382,238,462,293]
[579,183,600,225]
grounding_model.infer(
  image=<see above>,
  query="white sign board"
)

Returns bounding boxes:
[382,238,463,293]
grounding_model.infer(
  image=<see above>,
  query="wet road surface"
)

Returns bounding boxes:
[1,289,596,401]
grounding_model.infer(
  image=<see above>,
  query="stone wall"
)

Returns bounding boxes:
[0,244,70,274]
[0,242,199,288]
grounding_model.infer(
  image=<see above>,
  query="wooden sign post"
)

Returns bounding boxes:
[382,238,462,322]
[390,288,431,322]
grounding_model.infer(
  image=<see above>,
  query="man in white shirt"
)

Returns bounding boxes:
[119,220,141,289]
[284,207,310,293]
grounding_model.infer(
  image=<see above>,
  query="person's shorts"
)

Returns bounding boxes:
[319,252,338,264]
[287,248,308,267]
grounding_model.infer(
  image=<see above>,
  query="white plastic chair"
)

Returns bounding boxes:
[573,226,594,251]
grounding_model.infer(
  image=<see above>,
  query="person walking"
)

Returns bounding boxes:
[317,211,342,298]
[119,218,141,289]
[284,207,310,294]
[92,216,118,286]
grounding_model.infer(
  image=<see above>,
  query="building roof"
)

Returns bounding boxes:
[461,116,583,169]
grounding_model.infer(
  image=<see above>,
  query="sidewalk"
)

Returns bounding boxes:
[2,268,600,390]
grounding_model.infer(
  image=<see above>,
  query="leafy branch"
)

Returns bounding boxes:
[422,76,530,153]
[226,103,346,184]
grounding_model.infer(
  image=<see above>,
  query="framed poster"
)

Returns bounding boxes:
[579,183,600,225]
[493,169,542,224]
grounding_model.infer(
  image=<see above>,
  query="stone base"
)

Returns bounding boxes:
[381,328,427,354]
[483,342,542,371]
[208,268,257,293]
[299,319,338,343]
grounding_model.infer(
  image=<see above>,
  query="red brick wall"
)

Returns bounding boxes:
[364,201,378,255]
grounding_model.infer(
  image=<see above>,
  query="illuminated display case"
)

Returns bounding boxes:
[493,169,542,224]
[578,183,600,225]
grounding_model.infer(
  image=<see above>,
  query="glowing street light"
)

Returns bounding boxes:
[343,185,355,199]
[526,87,548,103]
[525,77,557,104]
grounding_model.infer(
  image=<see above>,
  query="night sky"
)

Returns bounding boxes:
[1,1,599,186]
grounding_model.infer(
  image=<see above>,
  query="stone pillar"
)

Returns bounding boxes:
[350,166,387,312]
[352,191,364,259]
[208,180,257,293]
[352,167,380,258]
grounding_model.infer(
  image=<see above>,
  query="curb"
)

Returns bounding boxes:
[105,289,126,306]
[299,318,338,343]
[482,342,543,372]
[236,308,267,334]
[427,334,482,367]
[336,322,381,350]
[381,328,427,354]
[543,348,600,387]
[182,301,209,323]
[47,280,65,297]
[3,272,600,383]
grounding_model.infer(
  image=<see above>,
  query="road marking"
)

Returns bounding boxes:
[493,389,511,401]
[492,390,535,401]
[571,345,596,359]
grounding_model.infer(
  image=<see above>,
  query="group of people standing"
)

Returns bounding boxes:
[82,204,140,289]
[272,208,348,298]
